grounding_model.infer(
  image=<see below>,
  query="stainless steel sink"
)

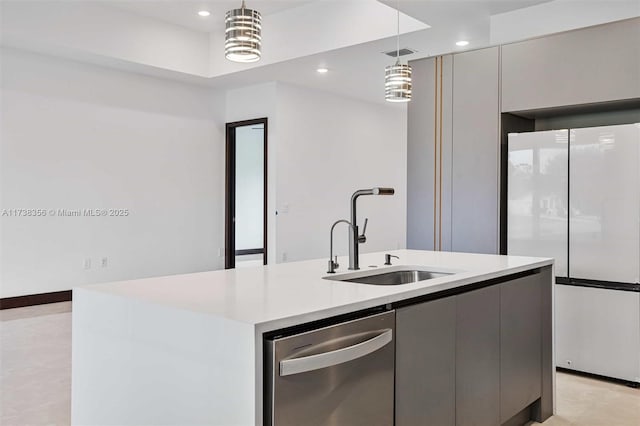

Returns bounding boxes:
[324,268,455,286]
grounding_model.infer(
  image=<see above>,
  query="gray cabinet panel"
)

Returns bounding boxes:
[502,18,640,112]
[407,55,454,251]
[456,285,500,426]
[407,57,436,250]
[451,47,500,254]
[396,298,456,426]
[440,55,454,252]
[500,275,542,423]
[537,266,554,422]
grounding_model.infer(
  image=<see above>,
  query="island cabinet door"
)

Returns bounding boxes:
[499,275,542,423]
[456,285,501,426]
[395,297,456,426]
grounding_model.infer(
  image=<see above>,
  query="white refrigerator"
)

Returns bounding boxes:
[508,123,640,384]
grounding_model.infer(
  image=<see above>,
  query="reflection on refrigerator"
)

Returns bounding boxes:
[507,129,569,278]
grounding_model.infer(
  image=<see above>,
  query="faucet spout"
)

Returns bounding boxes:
[348,187,395,270]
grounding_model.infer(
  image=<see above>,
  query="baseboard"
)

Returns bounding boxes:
[557,367,640,388]
[0,290,72,310]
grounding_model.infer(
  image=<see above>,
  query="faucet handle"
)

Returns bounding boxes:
[327,256,339,273]
[358,218,368,243]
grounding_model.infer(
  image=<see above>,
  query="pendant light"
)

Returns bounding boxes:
[385,1,412,102]
[225,0,262,63]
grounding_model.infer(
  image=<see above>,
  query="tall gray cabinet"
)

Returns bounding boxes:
[407,47,500,254]
[451,47,500,254]
[407,56,453,251]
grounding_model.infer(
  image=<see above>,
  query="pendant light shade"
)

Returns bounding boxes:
[385,1,412,102]
[385,63,412,102]
[225,1,262,63]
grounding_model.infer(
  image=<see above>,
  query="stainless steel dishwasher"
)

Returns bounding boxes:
[265,310,395,426]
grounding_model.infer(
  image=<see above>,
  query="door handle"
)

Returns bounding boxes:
[279,329,392,376]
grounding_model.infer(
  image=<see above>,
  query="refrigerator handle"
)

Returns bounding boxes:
[279,329,392,377]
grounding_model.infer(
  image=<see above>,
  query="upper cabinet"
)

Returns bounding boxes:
[501,18,640,112]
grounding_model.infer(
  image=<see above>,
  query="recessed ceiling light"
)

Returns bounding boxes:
[317,67,329,74]
[456,40,469,47]
[198,10,211,17]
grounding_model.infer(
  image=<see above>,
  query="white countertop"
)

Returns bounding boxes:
[76,250,552,333]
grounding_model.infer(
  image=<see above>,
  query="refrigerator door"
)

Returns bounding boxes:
[569,124,640,283]
[555,284,640,383]
[508,129,569,277]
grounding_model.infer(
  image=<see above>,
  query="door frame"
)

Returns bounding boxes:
[225,117,268,269]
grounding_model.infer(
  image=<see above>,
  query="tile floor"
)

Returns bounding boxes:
[1,302,639,426]
[1,302,71,426]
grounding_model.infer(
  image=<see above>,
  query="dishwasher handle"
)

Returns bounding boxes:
[279,329,392,377]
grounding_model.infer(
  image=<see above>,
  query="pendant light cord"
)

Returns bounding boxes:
[396,0,400,64]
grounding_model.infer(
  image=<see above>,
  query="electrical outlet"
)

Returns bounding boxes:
[282,252,288,262]
[83,258,91,270]
[101,257,108,268]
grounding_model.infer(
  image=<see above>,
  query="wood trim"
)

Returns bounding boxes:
[0,290,72,310]
[432,56,444,251]
[225,117,268,269]
[438,56,444,251]
[433,57,438,251]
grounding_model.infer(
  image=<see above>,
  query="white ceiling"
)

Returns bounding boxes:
[381,0,553,20]
[2,0,639,105]
[202,0,640,104]
[107,0,314,32]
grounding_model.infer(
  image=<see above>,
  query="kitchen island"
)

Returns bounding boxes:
[72,249,554,425]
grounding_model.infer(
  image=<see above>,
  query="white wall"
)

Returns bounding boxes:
[225,82,407,265]
[275,83,407,263]
[0,48,225,298]
[1,51,408,298]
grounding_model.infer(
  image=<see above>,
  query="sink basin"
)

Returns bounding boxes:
[324,267,455,286]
